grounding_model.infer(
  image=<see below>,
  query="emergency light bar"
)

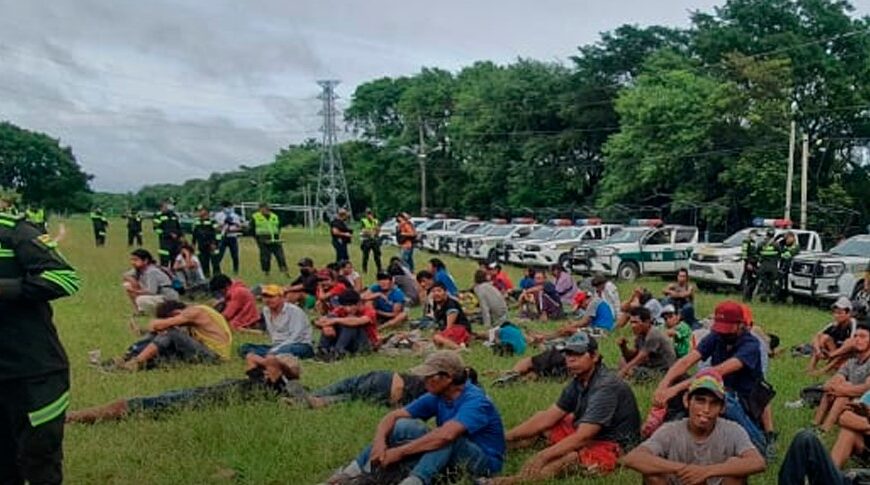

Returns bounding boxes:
[547,218,574,226]
[629,218,663,227]
[511,217,536,224]
[433,213,448,219]
[574,218,602,226]
[752,218,792,229]
[489,218,508,224]
[464,216,481,222]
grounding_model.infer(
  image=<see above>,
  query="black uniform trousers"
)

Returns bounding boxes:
[361,238,382,273]
[127,230,143,247]
[0,370,69,485]
[256,239,287,274]
[197,246,221,278]
[159,237,182,267]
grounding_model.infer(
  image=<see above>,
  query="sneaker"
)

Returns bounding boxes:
[493,371,521,387]
[784,399,805,409]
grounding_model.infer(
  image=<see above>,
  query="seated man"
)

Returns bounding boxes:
[209,274,261,330]
[315,269,349,315]
[662,304,693,359]
[122,248,179,315]
[326,351,505,485]
[315,290,378,359]
[617,286,662,329]
[518,270,564,321]
[623,369,766,484]
[779,391,870,484]
[238,284,314,359]
[809,296,858,373]
[813,323,870,432]
[617,306,676,381]
[573,288,615,332]
[653,301,769,455]
[473,269,508,327]
[431,282,473,350]
[285,257,319,309]
[120,300,233,370]
[362,271,408,329]
[487,262,514,295]
[489,333,640,484]
[171,243,206,293]
[662,268,695,313]
[68,354,303,423]
[550,264,578,308]
[339,259,363,292]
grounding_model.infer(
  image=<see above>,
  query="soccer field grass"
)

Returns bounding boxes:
[53,216,829,484]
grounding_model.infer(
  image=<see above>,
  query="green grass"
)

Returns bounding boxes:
[54,216,828,484]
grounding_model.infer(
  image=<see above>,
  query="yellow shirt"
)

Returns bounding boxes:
[191,305,233,360]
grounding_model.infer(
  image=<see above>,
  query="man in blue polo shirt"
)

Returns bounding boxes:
[325,351,506,485]
[362,271,408,330]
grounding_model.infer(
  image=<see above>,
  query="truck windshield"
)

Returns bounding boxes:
[830,238,870,258]
[526,227,556,240]
[606,229,644,243]
[722,229,753,248]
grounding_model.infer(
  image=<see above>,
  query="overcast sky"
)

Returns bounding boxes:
[1,1,866,192]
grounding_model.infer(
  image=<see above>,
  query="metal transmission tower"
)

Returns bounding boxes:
[314,80,352,222]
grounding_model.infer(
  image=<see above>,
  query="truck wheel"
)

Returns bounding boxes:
[558,254,572,273]
[617,262,640,281]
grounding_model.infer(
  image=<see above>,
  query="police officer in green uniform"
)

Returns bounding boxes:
[192,206,221,278]
[24,205,47,234]
[757,228,780,302]
[777,231,800,302]
[90,208,109,247]
[0,191,80,484]
[251,203,288,276]
[741,229,760,302]
[123,209,143,247]
[154,201,183,267]
[360,208,382,274]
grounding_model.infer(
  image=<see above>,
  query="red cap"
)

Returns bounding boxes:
[711,300,745,334]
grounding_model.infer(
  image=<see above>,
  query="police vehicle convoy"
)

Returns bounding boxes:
[788,234,870,303]
[518,219,622,270]
[507,222,579,265]
[466,221,540,262]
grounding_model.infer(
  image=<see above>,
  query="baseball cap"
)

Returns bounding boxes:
[832,296,853,311]
[687,369,726,401]
[661,304,676,315]
[274,354,301,379]
[297,257,314,267]
[336,289,360,306]
[261,284,284,297]
[591,273,608,286]
[557,332,598,355]
[711,300,745,335]
[376,271,392,281]
[409,351,465,377]
[487,262,501,270]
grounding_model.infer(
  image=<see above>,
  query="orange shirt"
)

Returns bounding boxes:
[399,221,416,249]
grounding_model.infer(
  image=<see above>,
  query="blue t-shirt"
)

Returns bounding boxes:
[498,323,527,355]
[435,269,459,296]
[588,298,615,331]
[405,383,506,472]
[368,284,406,314]
[695,332,762,400]
[519,277,535,290]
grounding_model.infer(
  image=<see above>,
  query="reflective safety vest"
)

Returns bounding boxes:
[252,212,280,242]
[361,216,379,238]
[781,241,800,261]
[25,208,45,224]
[759,240,780,260]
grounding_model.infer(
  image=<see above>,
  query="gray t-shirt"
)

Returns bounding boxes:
[129,265,179,300]
[636,327,676,371]
[838,355,870,385]
[640,418,755,485]
[264,302,312,347]
[474,282,508,327]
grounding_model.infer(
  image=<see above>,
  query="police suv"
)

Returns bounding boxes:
[788,234,870,302]
[465,222,540,262]
[586,220,699,281]
[519,219,622,269]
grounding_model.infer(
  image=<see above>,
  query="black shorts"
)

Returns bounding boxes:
[530,348,568,378]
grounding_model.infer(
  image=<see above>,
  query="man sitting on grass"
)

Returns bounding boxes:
[616,306,676,381]
[285,257,319,309]
[518,270,563,321]
[486,333,640,484]
[315,290,379,359]
[325,351,505,485]
[362,271,408,329]
[623,369,766,484]
[122,248,179,315]
[238,284,314,359]
[118,301,232,371]
[68,354,303,423]
[209,274,261,331]
[813,323,870,432]
[809,297,858,374]
[473,269,508,327]
[662,304,693,359]
[315,269,349,315]
[431,282,473,350]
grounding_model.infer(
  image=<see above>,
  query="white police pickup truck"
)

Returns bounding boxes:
[464,223,539,261]
[689,226,823,288]
[519,221,622,269]
[788,234,870,302]
[586,221,699,281]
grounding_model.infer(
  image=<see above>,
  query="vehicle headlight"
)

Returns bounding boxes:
[728,255,742,263]
[472,240,483,248]
[820,263,845,277]
[546,243,558,250]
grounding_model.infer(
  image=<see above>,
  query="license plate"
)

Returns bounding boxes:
[791,276,811,288]
[689,263,712,274]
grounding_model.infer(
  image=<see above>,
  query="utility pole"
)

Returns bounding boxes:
[418,118,427,216]
[784,121,795,220]
[800,133,809,229]
[314,80,352,222]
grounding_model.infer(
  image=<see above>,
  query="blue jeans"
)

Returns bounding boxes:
[238,342,315,359]
[313,371,394,406]
[401,248,415,272]
[355,419,496,485]
[724,391,767,455]
[319,326,371,356]
[217,236,240,274]
[127,379,249,413]
[779,429,850,484]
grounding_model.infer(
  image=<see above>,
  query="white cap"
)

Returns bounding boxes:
[661,304,676,315]
[832,296,853,311]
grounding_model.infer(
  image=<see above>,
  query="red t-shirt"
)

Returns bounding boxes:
[492,272,514,292]
[223,280,260,329]
[331,305,379,345]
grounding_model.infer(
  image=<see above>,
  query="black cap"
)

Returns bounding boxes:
[376,271,391,281]
[337,290,361,306]
[297,257,314,267]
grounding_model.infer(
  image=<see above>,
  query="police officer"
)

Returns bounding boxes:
[777,231,800,302]
[0,192,80,484]
[90,208,109,247]
[757,228,780,302]
[154,200,183,267]
[192,206,221,278]
[123,209,143,247]
[359,208,382,274]
[251,203,288,276]
[741,229,760,302]
[24,205,47,234]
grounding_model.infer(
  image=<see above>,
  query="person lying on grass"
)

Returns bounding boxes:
[483,333,640,484]
[623,369,766,485]
[430,282,473,350]
[237,284,314,360]
[809,296,858,375]
[362,271,408,330]
[117,300,232,371]
[67,354,303,423]
[813,323,870,433]
[616,306,676,381]
[325,351,505,485]
[779,391,870,484]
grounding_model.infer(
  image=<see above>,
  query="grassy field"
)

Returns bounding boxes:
[52,216,831,484]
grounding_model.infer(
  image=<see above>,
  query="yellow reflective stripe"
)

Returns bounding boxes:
[28,391,70,427]
[0,218,14,227]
